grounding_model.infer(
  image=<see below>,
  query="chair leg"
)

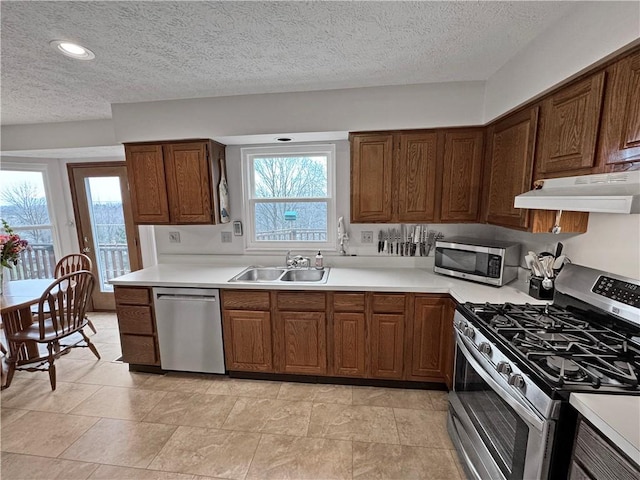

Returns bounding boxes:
[47,342,57,391]
[80,329,101,360]
[86,318,97,334]
[4,354,17,389]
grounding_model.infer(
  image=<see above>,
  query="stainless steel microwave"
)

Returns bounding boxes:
[434,237,521,286]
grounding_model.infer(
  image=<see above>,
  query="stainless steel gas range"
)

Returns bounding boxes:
[448,263,640,480]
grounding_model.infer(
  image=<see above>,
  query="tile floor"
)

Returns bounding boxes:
[1,312,466,479]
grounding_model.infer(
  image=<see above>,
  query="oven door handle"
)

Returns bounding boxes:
[456,336,545,432]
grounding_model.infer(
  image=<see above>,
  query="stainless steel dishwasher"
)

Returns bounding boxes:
[153,287,225,374]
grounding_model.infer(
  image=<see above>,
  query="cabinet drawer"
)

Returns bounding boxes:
[333,293,365,312]
[120,334,159,365]
[115,287,151,305]
[277,292,326,311]
[372,294,406,313]
[117,305,155,334]
[574,419,640,480]
[222,290,270,310]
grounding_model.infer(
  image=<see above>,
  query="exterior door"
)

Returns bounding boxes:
[68,163,141,310]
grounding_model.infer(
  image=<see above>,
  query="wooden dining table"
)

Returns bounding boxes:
[1,278,58,364]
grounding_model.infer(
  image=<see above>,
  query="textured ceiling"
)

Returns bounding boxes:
[1,1,578,126]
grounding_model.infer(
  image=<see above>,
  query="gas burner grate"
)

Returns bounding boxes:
[463,302,640,390]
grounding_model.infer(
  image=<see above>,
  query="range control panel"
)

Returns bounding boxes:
[592,276,640,308]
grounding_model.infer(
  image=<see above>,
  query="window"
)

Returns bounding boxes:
[0,165,59,279]
[243,144,336,250]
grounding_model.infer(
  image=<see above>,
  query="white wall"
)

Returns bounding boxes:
[1,119,117,152]
[484,1,640,121]
[494,214,640,279]
[111,82,485,143]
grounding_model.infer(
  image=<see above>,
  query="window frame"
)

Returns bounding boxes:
[242,144,337,252]
[0,161,62,264]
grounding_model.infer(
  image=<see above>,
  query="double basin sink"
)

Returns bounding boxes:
[229,266,330,284]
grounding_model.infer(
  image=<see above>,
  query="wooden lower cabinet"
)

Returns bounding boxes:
[221,289,455,387]
[408,296,454,385]
[223,310,273,372]
[371,313,405,379]
[278,311,327,375]
[333,312,366,377]
[114,286,160,366]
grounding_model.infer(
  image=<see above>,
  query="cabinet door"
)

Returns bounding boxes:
[538,72,605,174]
[396,132,439,222]
[486,107,539,229]
[223,310,273,372]
[409,296,452,382]
[333,312,366,377]
[350,134,394,222]
[600,50,640,168]
[441,130,484,222]
[278,311,327,375]
[164,142,213,224]
[370,313,404,379]
[124,144,170,224]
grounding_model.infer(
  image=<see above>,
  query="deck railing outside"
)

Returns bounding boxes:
[9,243,130,284]
[256,228,326,241]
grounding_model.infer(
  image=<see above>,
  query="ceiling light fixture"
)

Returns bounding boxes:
[50,40,95,60]
[276,137,292,142]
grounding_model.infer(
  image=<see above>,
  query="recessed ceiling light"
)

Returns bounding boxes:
[276,137,292,142]
[50,40,95,60]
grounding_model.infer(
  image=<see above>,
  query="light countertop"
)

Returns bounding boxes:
[110,264,547,305]
[570,393,640,465]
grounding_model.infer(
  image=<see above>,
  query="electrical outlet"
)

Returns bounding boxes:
[168,231,181,243]
[361,231,374,243]
[221,231,232,243]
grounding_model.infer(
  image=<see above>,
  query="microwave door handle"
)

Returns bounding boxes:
[456,336,545,432]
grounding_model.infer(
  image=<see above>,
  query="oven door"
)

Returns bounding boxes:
[448,333,552,480]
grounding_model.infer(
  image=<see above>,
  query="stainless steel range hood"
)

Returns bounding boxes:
[514,171,640,214]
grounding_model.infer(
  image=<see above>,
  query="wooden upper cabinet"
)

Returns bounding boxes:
[441,129,484,222]
[599,49,640,169]
[350,133,394,222]
[124,139,224,225]
[125,144,170,224]
[537,72,605,175]
[396,132,439,222]
[486,107,539,229]
[164,142,213,223]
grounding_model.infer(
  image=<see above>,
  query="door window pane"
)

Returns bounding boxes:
[85,177,131,292]
[0,169,56,279]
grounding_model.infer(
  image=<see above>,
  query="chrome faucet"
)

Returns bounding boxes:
[285,251,310,268]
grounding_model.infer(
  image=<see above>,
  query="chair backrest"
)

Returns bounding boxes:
[36,270,95,340]
[55,253,92,278]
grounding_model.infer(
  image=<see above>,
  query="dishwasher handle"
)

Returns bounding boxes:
[155,293,218,302]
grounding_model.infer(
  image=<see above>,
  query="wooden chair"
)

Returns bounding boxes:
[6,270,100,390]
[33,253,97,334]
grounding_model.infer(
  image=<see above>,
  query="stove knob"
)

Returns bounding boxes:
[479,342,492,355]
[464,327,476,340]
[508,374,526,391]
[496,361,512,375]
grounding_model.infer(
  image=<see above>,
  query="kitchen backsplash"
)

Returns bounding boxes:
[154,213,640,280]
